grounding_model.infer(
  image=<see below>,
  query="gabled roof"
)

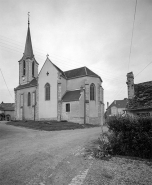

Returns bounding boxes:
[51,61,66,78]
[14,78,37,91]
[38,57,66,79]
[127,81,152,110]
[62,90,81,102]
[107,99,127,110]
[0,102,15,111]
[64,67,102,81]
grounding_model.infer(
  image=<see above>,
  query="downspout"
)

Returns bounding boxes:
[84,87,86,124]
[33,91,36,121]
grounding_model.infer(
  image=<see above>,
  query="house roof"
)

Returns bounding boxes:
[14,78,37,91]
[51,61,66,78]
[64,67,102,81]
[0,102,15,111]
[107,99,127,110]
[62,90,81,102]
[127,81,152,110]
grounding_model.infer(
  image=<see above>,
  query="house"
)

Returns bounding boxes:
[105,99,127,119]
[0,102,15,121]
[14,17,104,125]
[126,72,152,116]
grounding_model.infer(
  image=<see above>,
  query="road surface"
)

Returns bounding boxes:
[0,121,101,185]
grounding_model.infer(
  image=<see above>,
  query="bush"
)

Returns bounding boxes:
[102,115,152,159]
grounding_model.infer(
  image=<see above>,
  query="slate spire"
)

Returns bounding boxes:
[24,12,34,59]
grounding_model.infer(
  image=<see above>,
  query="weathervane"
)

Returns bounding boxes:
[28,12,30,25]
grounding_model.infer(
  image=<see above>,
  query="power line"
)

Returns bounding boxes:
[135,61,152,77]
[0,40,126,81]
[0,68,14,101]
[128,0,137,72]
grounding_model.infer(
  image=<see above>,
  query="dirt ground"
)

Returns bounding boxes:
[0,121,101,185]
[0,121,152,185]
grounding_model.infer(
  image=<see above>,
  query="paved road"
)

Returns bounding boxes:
[0,121,101,185]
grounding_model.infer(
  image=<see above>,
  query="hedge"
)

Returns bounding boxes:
[104,115,152,159]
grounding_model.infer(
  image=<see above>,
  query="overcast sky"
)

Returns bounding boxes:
[0,0,152,108]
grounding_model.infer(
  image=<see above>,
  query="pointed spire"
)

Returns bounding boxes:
[24,12,34,59]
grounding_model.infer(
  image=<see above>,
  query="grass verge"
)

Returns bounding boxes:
[6,120,100,131]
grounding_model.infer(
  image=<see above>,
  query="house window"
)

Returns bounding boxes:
[66,103,70,112]
[23,60,26,76]
[45,83,50,100]
[32,61,34,77]
[28,92,31,106]
[90,83,95,100]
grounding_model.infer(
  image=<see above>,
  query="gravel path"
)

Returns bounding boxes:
[0,121,101,185]
[0,122,151,185]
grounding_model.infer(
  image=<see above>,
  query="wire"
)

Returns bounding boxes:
[135,61,152,77]
[0,40,126,81]
[128,0,137,72]
[0,68,14,101]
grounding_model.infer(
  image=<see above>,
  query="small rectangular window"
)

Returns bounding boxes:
[66,103,70,112]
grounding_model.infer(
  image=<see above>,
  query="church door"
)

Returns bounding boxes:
[62,103,70,121]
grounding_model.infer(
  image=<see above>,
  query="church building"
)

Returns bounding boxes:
[14,17,104,125]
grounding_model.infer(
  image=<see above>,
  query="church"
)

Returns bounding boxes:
[14,18,104,125]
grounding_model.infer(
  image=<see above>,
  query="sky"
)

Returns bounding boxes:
[0,0,152,109]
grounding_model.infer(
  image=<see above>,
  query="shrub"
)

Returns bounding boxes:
[102,115,152,159]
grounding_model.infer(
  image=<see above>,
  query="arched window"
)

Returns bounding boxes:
[32,61,34,77]
[45,83,50,100]
[23,60,26,76]
[90,83,95,100]
[28,92,31,106]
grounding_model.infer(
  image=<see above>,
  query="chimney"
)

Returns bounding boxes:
[107,102,109,109]
[126,72,134,99]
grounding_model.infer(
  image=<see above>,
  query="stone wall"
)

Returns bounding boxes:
[19,58,38,85]
[89,117,100,125]
[126,72,134,99]
[15,86,37,120]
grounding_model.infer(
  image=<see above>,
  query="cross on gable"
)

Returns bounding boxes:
[46,72,49,76]
[46,54,49,58]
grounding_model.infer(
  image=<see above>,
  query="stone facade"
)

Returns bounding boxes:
[14,19,104,124]
[15,86,37,120]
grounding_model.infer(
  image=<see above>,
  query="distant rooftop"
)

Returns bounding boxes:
[0,102,15,111]
[107,99,127,110]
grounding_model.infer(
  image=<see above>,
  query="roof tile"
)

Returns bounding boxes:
[14,78,37,91]
[127,81,152,110]
[62,90,81,102]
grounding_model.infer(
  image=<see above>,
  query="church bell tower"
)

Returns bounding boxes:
[18,13,39,85]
